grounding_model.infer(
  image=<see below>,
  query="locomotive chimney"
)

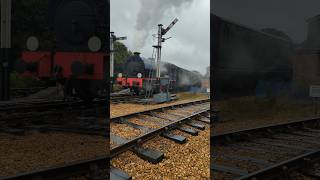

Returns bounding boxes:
[133,52,141,56]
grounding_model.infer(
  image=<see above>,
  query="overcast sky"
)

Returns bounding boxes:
[212,0,320,43]
[111,0,210,75]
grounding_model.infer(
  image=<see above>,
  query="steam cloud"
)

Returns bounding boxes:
[133,0,193,51]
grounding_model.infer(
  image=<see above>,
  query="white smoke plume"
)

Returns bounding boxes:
[133,0,193,51]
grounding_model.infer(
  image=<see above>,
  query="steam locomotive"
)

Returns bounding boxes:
[211,14,294,98]
[116,52,202,95]
[16,0,109,100]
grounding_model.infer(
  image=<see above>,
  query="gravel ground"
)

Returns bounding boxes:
[111,125,210,179]
[290,172,317,180]
[154,112,181,121]
[128,117,162,129]
[0,132,106,177]
[139,115,172,125]
[214,96,316,134]
[110,123,142,139]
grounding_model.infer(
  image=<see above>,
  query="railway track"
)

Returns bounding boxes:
[10,87,47,98]
[0,98,107,136]
[1,99,210,180]
[110,99,211,179]
[110,94,144,104]
[212,117,320,179]
[0,98,106,113]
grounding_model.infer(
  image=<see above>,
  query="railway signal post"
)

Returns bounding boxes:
[154,18,178,78]
[146,18,178,102]
[0,0,11,100]
[110,32,126,92]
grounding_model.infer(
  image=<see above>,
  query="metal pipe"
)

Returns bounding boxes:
[110,32,114,78]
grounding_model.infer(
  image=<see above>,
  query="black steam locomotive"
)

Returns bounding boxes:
[211,14,294,98]
[116,53,202,95]
[17,0,109,100]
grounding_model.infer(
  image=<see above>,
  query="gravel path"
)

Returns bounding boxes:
[0,132,106,177]
[214,96,316,134]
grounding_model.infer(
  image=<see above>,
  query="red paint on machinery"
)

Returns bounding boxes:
[54,52,106,80]
[21,51,52,77]
[21,52,107,80]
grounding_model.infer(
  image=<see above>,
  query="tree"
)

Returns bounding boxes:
[114,41,132,74]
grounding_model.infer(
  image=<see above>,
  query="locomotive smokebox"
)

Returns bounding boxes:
[134,52,141,56]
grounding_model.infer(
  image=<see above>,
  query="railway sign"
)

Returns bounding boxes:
[310,85,320,97]
[161,18,179,36]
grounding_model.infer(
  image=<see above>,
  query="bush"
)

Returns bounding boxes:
[10,72,44,88]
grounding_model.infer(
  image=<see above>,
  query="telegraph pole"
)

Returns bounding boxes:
[0,0,11,100]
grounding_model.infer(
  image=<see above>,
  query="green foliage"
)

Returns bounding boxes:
[112,84,123,92]
[114,41,133,74]
[10,72,43,88]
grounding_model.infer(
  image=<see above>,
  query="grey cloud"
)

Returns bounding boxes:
[111,0,210,75]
